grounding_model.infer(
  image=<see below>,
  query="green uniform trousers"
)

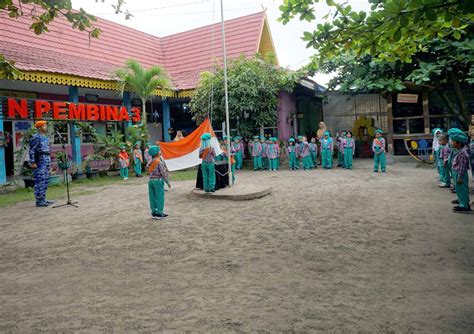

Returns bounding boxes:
[302,155,314,170]
[310,152,317,167]
[321,149,333,169]
[343,148,353,169]
[202,162,216,191]
[134,158,142,176]
[235,152,243,170]
[374,152,386,172]
[120,167,129,179]
[452,171,470,208]
[338,150,344,167]
[288,152,297,170]
[268,158,278,171]
[148,178,165,215]
[253,156,262,170]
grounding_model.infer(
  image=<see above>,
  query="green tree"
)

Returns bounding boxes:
[114,59,171,126]
[190,54,301,138]
[280,0,474,127]
[279,0,473,63]
[318,38,473,125]
[0,0,131,78]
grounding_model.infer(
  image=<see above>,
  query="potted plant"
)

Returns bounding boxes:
[21,161,35,188]
[55,151,71,170]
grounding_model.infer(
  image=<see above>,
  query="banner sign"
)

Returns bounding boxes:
[397,94,418,104]
[3,98,141,122]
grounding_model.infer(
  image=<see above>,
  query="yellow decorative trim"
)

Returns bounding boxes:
[177,89,195,98]
[11,71,175,97]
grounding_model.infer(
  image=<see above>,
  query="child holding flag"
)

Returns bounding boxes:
[199,133,216,193]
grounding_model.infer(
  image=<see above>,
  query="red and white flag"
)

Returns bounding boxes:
[158,119,222,171]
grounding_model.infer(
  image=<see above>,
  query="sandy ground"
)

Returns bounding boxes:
[1,159,473,333]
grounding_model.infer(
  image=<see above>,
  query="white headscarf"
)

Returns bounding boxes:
[432,128,443,152]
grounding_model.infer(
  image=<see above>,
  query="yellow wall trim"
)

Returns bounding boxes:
[177,89,196,98]
[8,71,175,97]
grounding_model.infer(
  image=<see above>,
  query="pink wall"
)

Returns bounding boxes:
[277,91,296,141]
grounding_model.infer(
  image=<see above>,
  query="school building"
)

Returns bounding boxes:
[0,5,323,184]
[323,83,474,156]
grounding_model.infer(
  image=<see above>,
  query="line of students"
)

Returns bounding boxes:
[433,127,472,213]
[246,130,367,171]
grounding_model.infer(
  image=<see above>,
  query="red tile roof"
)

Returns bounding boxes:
[0,5,266,91]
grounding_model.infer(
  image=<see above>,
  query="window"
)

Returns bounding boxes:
[81,123,95,144]
[53,123,70,145]
[106,123,123,136]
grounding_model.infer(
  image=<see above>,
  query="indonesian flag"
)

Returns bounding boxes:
[158,118,223,171]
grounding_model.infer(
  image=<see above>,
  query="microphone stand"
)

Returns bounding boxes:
[53,130,78,208]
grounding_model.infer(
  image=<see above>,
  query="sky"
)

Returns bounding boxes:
[71,0,372,86]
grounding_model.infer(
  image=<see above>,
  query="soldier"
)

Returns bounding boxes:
[29,120,53,207]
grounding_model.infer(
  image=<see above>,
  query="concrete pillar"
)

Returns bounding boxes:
[0,109,6,185]
[68,86,82,172]
[162,99,171,142]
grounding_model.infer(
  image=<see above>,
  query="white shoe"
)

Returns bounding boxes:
[124,177,128,180]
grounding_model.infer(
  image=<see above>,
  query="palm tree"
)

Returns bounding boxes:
[114,59,171,125]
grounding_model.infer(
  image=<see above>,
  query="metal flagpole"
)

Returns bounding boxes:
[220,0,232,187]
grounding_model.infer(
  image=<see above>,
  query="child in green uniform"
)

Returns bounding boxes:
[449,131,471,213]
[287,138,297,171]
[261,137,268,170]
[372,129,387,172]
[342,131,355,169]
[251,135,263,171]
[148,145,171,220]
[309,137,318,168]
[199,133,216,193]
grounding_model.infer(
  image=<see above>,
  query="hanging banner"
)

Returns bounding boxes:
[3,97,140,122]
[158,118,222,171]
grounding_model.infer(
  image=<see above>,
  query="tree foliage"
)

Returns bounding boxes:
[114,59,171,126]
[190,54,302,138]
[0,0,131,78]
[279,0,474,63]
[280,0,474,127]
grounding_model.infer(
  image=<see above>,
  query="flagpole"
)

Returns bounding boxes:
[220,0,232,187]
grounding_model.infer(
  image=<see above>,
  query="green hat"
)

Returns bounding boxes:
[253,135,259,139]
[450,131,468,143]
[375,129,383,135]
[223,135,228,140]
[201,133,211,140]
[272,137,278,142]
[323,130,330,136]
[235,135,242,140]
[448,128,463,136]
[148,145,160,157]
[288,138,295,143]
[146,142,151,147]
[119,144,126,149]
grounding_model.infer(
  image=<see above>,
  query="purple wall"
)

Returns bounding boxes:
[277,91,296,141]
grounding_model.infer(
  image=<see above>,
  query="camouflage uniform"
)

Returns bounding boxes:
[29,133,51,206]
